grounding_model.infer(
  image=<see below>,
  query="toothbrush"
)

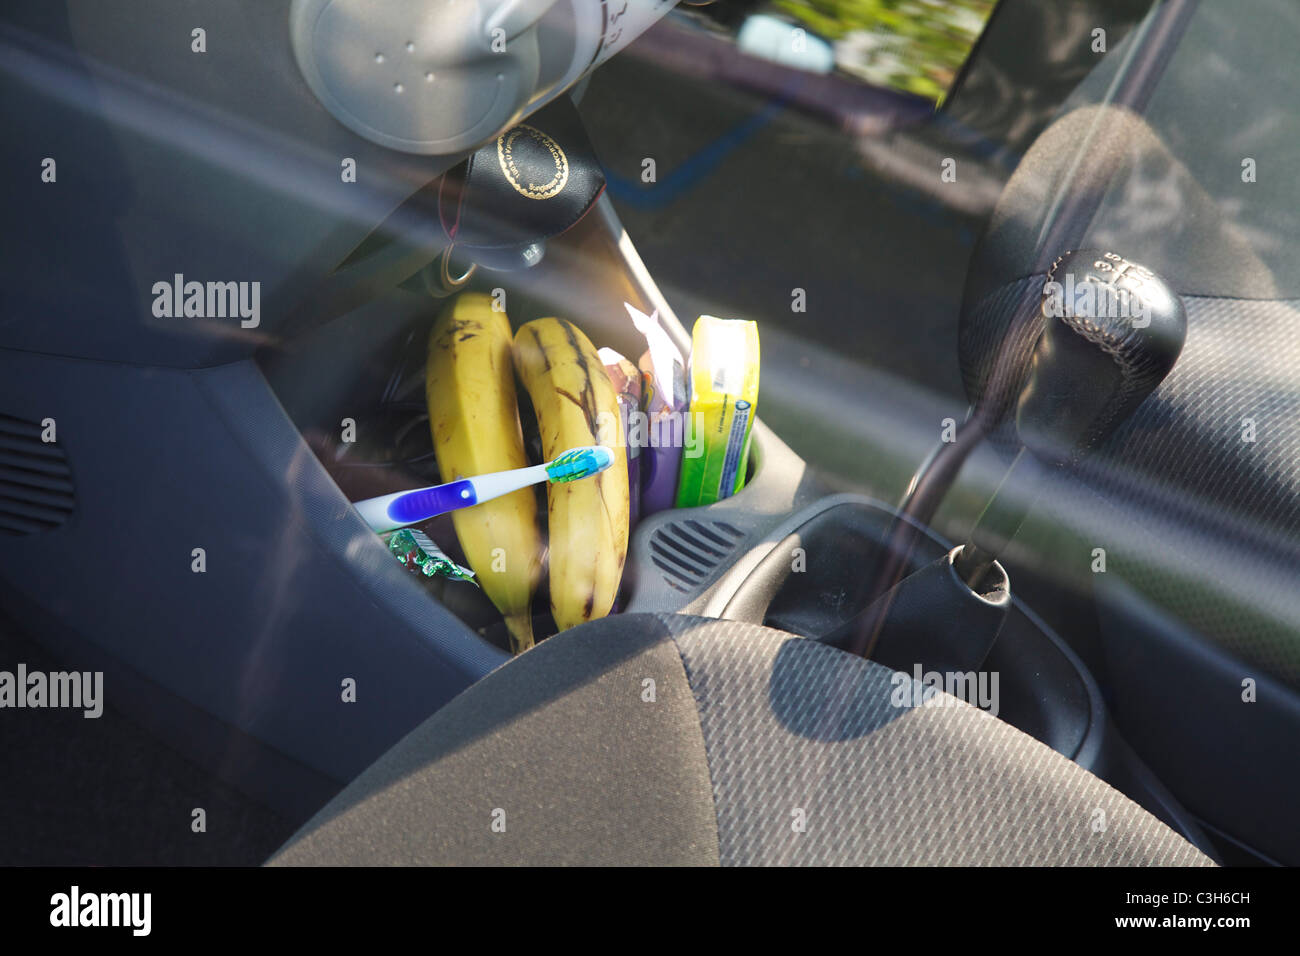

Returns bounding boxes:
[355,445,615,533]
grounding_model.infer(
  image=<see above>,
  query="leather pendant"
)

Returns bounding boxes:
[439,96,606,272]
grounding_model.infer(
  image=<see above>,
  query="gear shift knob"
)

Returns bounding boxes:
[849,250,1187,657]
[1016,250,1187,467]
[951,250,1185,591]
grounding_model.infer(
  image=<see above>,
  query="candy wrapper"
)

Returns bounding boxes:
[387,528,477,584]
[625,304,688,517]
[597,347,643,531]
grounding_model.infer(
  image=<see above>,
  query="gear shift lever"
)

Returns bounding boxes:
[838,251,1186,667]
[952,250,1187,588]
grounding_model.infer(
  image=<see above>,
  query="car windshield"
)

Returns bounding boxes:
[3,0,1299,877]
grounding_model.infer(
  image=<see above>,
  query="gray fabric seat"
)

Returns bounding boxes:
[269,614,1211,866]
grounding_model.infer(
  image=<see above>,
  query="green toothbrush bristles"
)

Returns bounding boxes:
[546,446,614,483]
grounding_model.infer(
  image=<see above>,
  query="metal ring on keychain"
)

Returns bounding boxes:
[424,244,476,297]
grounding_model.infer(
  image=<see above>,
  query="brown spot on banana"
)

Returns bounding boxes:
[557,320,605,436]
[553,387,585,410]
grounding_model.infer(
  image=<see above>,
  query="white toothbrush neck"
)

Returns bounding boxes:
[471,463,549,503]
[355,491,408,532]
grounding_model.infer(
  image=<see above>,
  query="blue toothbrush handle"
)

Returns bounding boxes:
[388,479,478,524]
[357,449,608,532]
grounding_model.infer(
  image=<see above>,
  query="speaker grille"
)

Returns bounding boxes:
[649,518,746,592]
[0,415,74,536]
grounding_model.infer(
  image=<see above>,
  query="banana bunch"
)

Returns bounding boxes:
[425,293,543,653]
[513,318,630,632]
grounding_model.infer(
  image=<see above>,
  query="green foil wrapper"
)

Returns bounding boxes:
[387,528,477,585]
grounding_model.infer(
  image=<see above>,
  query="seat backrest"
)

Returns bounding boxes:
[269,615,1211,866]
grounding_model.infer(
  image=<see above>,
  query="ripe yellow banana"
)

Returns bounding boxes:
[426,293,542,653]
[513,318,630,631]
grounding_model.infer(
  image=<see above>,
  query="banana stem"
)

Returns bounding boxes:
[505,614,536,655]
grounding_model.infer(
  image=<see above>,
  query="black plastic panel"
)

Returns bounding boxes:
[0,347,506,815]
[1098,577,1300,865]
